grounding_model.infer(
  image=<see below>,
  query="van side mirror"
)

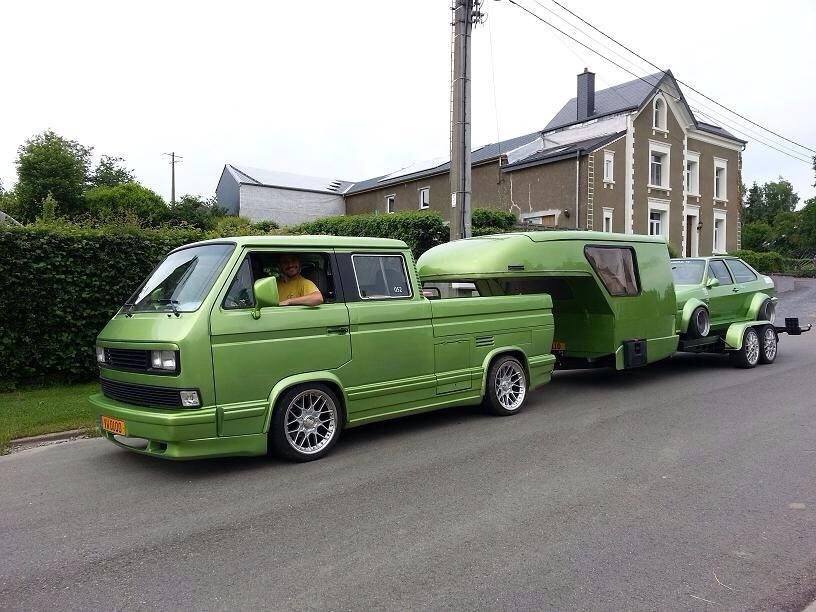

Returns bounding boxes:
[252,277,279,319]
[706,277,720,288]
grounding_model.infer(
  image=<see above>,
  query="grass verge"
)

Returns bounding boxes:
[0,382,97,453]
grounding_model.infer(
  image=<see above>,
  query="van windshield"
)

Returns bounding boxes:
[670,259,705,285]
[126,244,234,313]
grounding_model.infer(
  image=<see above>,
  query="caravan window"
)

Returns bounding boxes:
[584,246,640,296]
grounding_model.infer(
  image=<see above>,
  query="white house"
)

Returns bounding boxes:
[215,164,353,225]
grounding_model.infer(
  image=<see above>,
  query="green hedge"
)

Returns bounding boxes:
[733,249,816,278]
[0,224,202,386]
[291,211,448,257]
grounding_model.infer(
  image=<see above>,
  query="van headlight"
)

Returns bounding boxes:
[96,347,106,363]
[151,350,177,371]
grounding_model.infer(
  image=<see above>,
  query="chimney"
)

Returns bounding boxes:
[576,68,595,122]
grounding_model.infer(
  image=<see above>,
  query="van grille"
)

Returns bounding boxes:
[100,378,184,408]
[104,348,151,371]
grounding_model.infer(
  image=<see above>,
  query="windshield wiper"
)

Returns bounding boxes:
[155,299,181,317]
[122,302,135,318]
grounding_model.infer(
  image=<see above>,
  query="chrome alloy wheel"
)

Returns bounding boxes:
[495,361,526,411]
[284,390,338,455]
[695,308,711,337]
[762,327,777,361]
[745,329,760,366]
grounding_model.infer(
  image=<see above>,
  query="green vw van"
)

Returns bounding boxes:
[90,236,556,461]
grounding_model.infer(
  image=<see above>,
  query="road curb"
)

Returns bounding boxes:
[8,428,94,453]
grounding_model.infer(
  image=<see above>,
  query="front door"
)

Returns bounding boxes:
[706,259,742,326]
[334,251,435,420]
[210,248,351,413]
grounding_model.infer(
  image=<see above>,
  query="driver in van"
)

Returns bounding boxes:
[276,253,324,306]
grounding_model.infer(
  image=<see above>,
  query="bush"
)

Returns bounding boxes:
[741,222,774,252]
[84,182,167,224]
[0,223,203,386]
[292,211,448,256]
[472,208,516,232]
[732,249,787,274]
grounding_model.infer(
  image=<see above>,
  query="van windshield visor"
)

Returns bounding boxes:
[126,244,234,313]
[671,259,705,285]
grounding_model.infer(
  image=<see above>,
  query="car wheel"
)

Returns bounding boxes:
[484,355,528,416]
[687,306,711,338]
[270,384,341,462]
[730,327,760,369]
[759,299,776,323]
[758,324,778,364]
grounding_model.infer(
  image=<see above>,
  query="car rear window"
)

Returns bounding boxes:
[725,259,757,283]
[584,246,640,296]
[671,259,705,285]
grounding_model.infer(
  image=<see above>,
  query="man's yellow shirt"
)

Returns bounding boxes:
[277,274,319,301]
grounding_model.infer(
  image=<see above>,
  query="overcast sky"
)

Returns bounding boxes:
[2,0,814,204]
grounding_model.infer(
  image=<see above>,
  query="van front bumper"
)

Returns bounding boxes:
[89,394,267,460]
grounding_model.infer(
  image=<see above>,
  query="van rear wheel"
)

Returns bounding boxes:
[484,355,528,416]
[270,384,341,462]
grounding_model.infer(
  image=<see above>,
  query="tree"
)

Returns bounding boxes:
[84,183,166,223]
[742,182,765,224]
[155,194,227,230]
[88,155,135,188]
[39,192,58,222]
[14,130,93,222]
[741,222,774,252]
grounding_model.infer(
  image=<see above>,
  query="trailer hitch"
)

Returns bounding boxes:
[774,317,812,336]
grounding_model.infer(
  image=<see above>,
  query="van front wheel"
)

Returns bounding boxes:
[484,355,528,416]
[270,384,341,462]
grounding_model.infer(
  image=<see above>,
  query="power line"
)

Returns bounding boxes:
[546,0,816,155]
[505,0,814,166]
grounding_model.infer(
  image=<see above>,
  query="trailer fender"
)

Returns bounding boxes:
[724,320,772,350]
[747,294,778,321]
[679,298,707,334]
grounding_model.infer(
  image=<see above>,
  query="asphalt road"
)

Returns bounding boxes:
[2,281,815,611]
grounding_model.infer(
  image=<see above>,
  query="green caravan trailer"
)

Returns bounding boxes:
[416,231,679,370]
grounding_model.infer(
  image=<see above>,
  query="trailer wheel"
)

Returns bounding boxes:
[687,306,711,339]
[758,325,778,364]
[730,327,760,369]
[484,355,528,416]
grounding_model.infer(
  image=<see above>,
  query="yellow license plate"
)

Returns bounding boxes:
[101,415,126,436]
[552,341,566,351]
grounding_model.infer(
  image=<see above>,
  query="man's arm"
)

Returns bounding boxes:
[280,291,324,307]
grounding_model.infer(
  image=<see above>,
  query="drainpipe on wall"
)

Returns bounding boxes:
[574,149,581,229]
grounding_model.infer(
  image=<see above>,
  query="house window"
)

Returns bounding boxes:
[648,199,670,239]
[713,210,727,253]
[653,97,667,131]
[603,151,614,183]
[648,141,671,189]
[685,152,700,195]
[385,194,395,214]
[419,187,430,209]
[602,207,613,233]
[714,158,727,200]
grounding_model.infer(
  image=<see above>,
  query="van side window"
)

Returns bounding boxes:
[223,258,255,309]
[708,260,733,285]
[352,254,412,299]
[584,246,640,296]
[223,251,337,309]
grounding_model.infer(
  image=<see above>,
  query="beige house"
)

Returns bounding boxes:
[344,70,746,256]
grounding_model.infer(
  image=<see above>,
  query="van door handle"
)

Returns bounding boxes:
[327,326,349,335]
[732,287,740,293]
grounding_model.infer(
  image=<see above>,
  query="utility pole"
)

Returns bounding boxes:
[162,152,183,205]
[449,0,483,241]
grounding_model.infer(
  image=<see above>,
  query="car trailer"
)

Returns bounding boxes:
[677,317,812,368]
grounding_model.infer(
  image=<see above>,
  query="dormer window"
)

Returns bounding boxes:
[653,97,667,131]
